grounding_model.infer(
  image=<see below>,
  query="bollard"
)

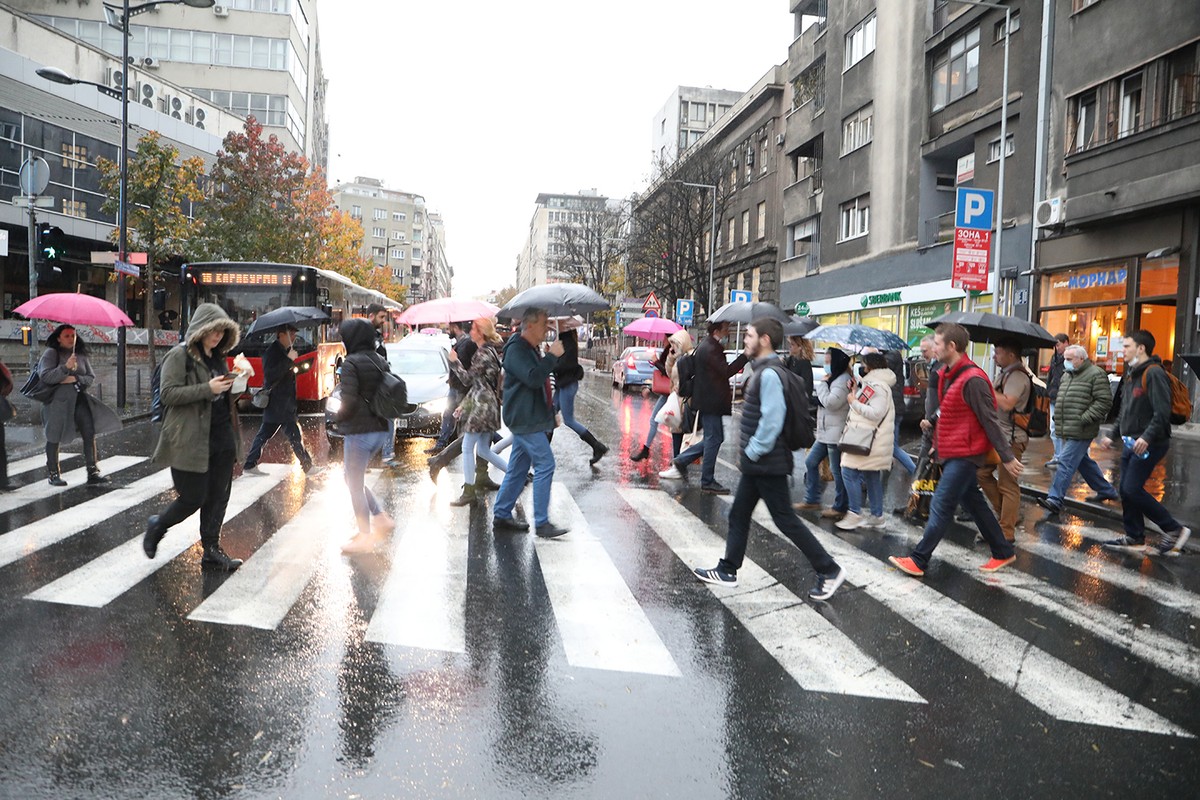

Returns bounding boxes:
[136,368,142,396]
[96,381,103,401]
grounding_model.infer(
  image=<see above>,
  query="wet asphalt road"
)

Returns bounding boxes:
[0,374,1198,799]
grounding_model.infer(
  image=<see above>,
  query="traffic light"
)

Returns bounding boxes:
[37,224,65,269]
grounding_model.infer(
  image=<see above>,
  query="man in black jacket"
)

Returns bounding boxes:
[243,326,316,475]
[659,320,748,494]
[1100,330,1191,555]
[1045,333,1069,468]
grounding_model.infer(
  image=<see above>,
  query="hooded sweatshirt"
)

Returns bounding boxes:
[336,318,390,435]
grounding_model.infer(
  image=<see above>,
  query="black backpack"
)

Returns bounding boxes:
[767,363,816,451]
[355,355,408,419]
[675,352,697,399]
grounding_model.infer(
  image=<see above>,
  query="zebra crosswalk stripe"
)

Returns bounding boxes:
[5,452,80,478]
[26,464,290,608]
[0,456,145,514]
[0,469,174,569]
[538,489,681,677]
[620,487,925,702]
[190,473,388,631]
[741,501,1192,737]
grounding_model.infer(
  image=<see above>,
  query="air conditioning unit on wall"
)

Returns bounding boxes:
[213,4,230,16]
[1035,196,1065,228]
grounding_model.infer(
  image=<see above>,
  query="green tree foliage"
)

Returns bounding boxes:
[97,130,205,370]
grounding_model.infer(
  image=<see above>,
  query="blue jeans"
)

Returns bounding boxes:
[719,474,837,576]
[382,419,396,460]
[644,393,669,447]
[462,430,508,485]
[673,412,724,486]
[803,442,847,511]
[842,466,883,517]
[910,457,1014,570]
[1048,402,1062,460]
[554,381,589,436]
[893,415,916,475]
[1118,441,1181,541]
[494,431,555,527]
[1047,438,1116,505]
[344,431,387,533]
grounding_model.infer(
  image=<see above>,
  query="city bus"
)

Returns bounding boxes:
[179,261,402,405]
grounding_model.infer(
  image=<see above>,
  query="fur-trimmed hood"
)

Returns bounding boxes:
[186,302,240,356]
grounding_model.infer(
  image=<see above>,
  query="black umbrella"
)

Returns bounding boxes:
[782,316,820,337]
[928,310,1057,348]
[246,305,331,336]
[707,301,791,325]
[498,282,609,319]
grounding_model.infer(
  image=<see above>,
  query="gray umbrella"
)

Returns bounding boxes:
[782,316,820,337]
[928,310,1057,348]
[246,305,331,335]
[497,282,609,319]
[707,301,791,325]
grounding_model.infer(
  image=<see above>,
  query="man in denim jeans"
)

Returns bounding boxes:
[1099,330,1191,555]
[659,321,748,494]
[889,323,1021,577]
[1036,345,1116,515]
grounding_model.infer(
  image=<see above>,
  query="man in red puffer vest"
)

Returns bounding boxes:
[889,323,1023,577]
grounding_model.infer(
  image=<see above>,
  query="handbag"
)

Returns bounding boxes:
[819,455,835,483]
[680,409,703,451]
[903,456,941,522]
[250,387,271,409]
[20,367,57,404]
[838,423,877,457]
[651,369,671,396]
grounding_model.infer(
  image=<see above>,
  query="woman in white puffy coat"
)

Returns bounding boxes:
[836,352,896,530]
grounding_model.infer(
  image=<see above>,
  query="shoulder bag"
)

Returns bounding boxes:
[838,382,889,456]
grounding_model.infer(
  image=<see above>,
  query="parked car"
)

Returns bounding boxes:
[726,350,750,395]
[612,346,659,390]
[325,337,450,454]
[902,355,930,423]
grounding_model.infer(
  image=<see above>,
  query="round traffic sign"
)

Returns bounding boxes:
[19,156,50,195]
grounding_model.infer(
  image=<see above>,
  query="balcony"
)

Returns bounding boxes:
[788,5,827,75]
[922,211,956,246]
[783,172,823,223]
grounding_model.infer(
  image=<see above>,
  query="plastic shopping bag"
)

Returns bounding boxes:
[654,392,684,431]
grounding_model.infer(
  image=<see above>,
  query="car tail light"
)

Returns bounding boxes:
[626,355,637,369]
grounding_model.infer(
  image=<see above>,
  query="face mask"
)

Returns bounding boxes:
[821,364,831,377]
[1064,361,1077,372]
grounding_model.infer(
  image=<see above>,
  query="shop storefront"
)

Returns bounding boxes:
[796,279,969,349]
[1037,256,1178,376]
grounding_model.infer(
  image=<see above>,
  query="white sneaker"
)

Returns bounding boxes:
[861,514,887,529]
[835,512,864,530]
[658,465,683,480]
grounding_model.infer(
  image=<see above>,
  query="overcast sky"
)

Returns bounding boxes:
[320,0,793,298]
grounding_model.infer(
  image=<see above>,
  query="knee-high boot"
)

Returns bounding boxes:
[46,443,66,487]
[579,430,608,465]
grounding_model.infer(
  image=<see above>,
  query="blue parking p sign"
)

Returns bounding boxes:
[955,187,994,231]
[675,299,694,325]
[730,289,752,304]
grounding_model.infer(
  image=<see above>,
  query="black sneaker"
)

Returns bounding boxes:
[809,567,846,601]
[701,482,730,495]
[693,566,737,587]
[535,522,569,539]
[1102,535,1146,552]
[1152,526,1191,557]
[1036,497,1062,515]
[142,515,166,559]
[86,471,109,485]
[201,545,243,572]
[1084,493,1119,504]
[492,515,529,532]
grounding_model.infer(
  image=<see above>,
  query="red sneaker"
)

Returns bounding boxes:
[979,555,1017,572]
[888,556,925,577]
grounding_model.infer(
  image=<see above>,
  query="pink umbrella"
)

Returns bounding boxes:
[419,327,443,335]
[14,292,133,328]
[397,297,499,326]
[623,316,682,341]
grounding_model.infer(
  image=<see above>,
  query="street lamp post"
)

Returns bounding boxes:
[949,0,1012,317]
[671,180,718,318]
[37,0,214,408]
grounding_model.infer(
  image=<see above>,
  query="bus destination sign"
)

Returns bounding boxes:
[199,272,293,286]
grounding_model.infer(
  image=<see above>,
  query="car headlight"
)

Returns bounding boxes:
[325,395,342,415]
[420,397,448,415]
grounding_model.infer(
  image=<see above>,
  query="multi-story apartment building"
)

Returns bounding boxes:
[426,212,454,299]
[515,190,612,291]
[1032,0,1199,388]
[331,177,442,303]
[0,6,242,321]
[778,0,1039,351]
[9,0,328,170]
[651,86,742,169]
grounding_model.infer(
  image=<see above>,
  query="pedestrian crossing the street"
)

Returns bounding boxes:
[0,455,144,514]
[1,465,1196,738]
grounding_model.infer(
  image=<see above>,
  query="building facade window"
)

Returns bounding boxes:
[371,246,385,258]
[371,227,385,238]
[756,202,767,239]
[841,103,873,154]
[931,26,980,111]
[373,208,386,220]
[993,10,1020,42]
[63,199,88,217]
[741,210,751,245]
[844,12,877,71]
[390,248,405,260]
[1072,0,1102,12]
[838,194,870,241]
[351,205,362,219]
[392,211,406,221]
[787,217,819,267]
[986,134,1015,163]
[727,218,736,251]
[391,231,405,240]
[1118,71,1144,138]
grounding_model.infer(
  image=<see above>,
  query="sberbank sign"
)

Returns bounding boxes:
[794,301,810,316]
[860,290,902,308]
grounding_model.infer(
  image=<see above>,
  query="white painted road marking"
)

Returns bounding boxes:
[742,501,1191,737]
[5,452,80,478]
[621,487,924,702]
[0,456,145,514]
[27,464,290,608]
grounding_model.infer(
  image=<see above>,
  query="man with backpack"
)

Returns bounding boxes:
[975,340,1030,542]
[1099,330,1191,555]
[693,317,843,600]
[659,320,748,494]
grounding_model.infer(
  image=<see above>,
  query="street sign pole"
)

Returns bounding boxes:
[19,155,50,370]
[26,195,36,369]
